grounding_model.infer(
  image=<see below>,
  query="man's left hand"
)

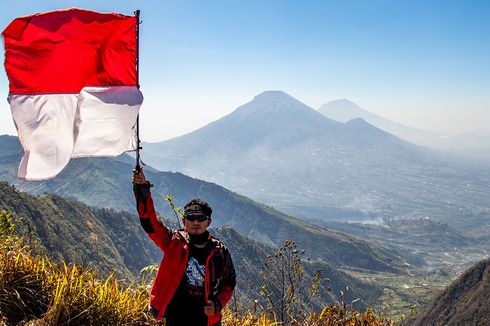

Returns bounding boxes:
[204,300,215,316]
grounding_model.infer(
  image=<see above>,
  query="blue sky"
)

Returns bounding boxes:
[1,0,489,141]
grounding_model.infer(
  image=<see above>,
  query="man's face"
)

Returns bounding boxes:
[184,215,211,235]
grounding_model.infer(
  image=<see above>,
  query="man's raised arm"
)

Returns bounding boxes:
[132,169,173,251]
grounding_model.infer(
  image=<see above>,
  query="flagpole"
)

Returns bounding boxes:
[135,9,141,171]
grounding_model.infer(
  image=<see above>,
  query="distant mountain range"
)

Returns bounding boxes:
[0,135,410,272]
[318,99,490,162]
[140,91,490,230]
[412,257,490,326]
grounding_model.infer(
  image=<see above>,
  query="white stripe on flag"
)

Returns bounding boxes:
[9,94,79,180]
[72,86,142,157]
[8,86,143,180]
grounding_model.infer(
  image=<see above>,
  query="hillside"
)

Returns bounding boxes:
[139,92,490,232]
[0,181,384,310]
[0,181,159,279]
[412,257,490,326]
[0,135,411,273]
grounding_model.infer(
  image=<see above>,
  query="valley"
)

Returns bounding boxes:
[320,215,490,317]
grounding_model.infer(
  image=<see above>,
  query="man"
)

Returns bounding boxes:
[132,169,236,326]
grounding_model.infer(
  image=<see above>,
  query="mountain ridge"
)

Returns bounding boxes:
[0,135,410,272]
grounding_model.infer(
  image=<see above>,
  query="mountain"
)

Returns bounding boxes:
[0,181,383,310]
[318,99,439,142]
[0,135,409,272]
[318,99,490,161]
[140,92,490,231]
[0,134,23,156]
[412,257,490,326]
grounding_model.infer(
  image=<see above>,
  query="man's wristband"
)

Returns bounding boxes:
[214,300,223,314]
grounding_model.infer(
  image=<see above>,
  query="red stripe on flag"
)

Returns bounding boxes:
[3,8,137,94]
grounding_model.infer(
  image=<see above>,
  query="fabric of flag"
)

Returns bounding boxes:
[3,8,143,180]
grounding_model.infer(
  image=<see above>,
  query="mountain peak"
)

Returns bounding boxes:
[248,90,309,110]
[328,98,359,106]
[346,117,369,125]
[252,90,295,101]
[318,99,375,124]
[168,90,342,148]
[232,90,317,119]
[319,99,365,113]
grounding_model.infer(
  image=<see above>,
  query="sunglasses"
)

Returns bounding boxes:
[184,214,209,222]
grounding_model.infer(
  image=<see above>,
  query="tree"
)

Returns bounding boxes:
[260,240,330,325]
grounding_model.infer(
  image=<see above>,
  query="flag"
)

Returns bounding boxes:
[2,8,143,180]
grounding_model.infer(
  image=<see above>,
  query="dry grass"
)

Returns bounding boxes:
[221,305,393,326]
[1,210,393,325]
[0,210,156,325]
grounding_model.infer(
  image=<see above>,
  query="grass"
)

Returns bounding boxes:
[222,306,393,326]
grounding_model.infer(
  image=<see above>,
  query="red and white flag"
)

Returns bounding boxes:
[3,8,143,180]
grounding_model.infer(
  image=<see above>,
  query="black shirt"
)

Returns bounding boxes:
[165,243,209,326]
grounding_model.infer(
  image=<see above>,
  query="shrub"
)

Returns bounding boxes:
[259,240,330,324]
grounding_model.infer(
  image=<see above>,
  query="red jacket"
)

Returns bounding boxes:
[134,184,236,325]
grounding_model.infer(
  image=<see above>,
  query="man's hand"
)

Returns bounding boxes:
[204,300,216,316]
[132,168,148,185]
